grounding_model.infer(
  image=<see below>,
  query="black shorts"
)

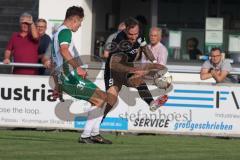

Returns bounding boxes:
[104,67,134,91]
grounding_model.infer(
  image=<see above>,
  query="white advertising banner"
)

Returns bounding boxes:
[1,74,240,137]
[0,74,128,131]
[39,0,93,55]
[127,83,240,137]
[0,74,72,129]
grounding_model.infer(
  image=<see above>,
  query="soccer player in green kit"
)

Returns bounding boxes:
[52,6,112,144]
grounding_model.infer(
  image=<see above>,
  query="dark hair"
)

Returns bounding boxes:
[187,37,199,48]
[210,47,222,54]
[124,17,139,30]
[135,15,147,25]
[65,6,84,20]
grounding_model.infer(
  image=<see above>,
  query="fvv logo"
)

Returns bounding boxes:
[216,91,239,110]
[166,89,240,110]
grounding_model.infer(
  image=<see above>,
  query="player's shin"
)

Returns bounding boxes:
[91,105,105,136]
[136,83,154,105]
[81,106,103,138]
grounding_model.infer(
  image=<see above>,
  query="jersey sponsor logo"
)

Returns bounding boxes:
[76,81,86,90]
[129,48,138,55]
[104,40,134,53]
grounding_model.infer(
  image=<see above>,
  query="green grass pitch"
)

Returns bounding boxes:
[0,130,239,160]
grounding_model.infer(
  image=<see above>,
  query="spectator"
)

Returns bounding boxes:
[186,37,202,60]
[103,22,126,58]
[142,27,168,65]
[200,47,237,83]
[3,12,39,75]
[36,18,51,74]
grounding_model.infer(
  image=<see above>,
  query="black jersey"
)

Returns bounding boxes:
[104,31,146,90]
[105,31,144,70]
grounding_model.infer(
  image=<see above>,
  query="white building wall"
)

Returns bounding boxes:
[39,0,93,56]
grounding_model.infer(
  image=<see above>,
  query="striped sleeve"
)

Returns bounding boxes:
[58,29,72,46]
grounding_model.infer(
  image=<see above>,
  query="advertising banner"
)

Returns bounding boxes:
[128,83,240,137]
[0,74,127,131]
[1,74,240,137]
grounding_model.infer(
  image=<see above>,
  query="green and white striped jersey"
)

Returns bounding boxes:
[52,25,75,74]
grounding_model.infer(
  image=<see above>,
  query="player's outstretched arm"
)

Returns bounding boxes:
[110,53,148,78]
[60,44,80,69]
[110,53,137,73]
[141,45,156,63]
[137,38,156,63]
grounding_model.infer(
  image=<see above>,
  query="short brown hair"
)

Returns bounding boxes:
[210,47,222,54]
[124,17,139,30]
[65,6,84,20]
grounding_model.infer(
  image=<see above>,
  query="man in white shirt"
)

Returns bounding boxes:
[142,27,168,65]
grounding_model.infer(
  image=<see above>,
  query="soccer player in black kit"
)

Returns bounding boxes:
[102,17,168,121]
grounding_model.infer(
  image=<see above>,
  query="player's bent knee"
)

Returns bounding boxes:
[106,86,119,105]
[90,89,107,107]
[95,100,105,108]
[95,89,107,102]
[90,97,105,108]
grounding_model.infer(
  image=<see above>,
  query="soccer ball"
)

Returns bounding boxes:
[153,71,172,89]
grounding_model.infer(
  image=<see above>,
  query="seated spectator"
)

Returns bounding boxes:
[36,18,51,74]
[3,12,39,75]
[142,27,168,65]
[186,37,202,60]
[200,47,237,83]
